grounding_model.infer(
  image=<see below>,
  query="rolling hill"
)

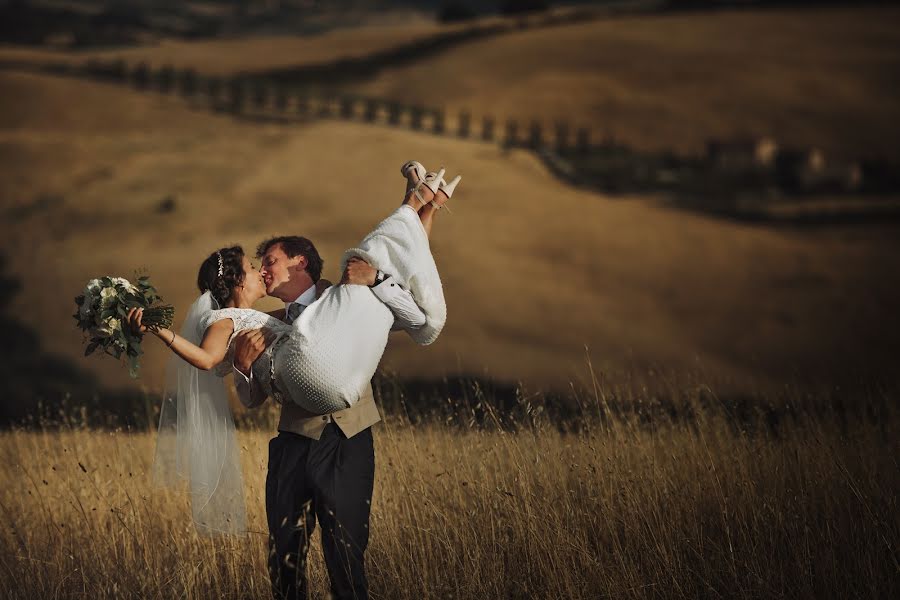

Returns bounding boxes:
[1,67,898,401]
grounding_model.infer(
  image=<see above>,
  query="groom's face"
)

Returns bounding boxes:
[259,243,308,300]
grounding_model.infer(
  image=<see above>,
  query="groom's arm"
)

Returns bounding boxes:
[232,328,271,408]
[370,276,426,330]
[342,258,426,330]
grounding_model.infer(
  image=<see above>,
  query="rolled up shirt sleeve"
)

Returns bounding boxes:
[233,365,268,409]
[370,275,426,331]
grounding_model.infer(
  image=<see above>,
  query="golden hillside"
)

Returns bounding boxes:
[346,5,900,162]
[2,68,898,397]
[0,20,453,76]
[5,6,898,163]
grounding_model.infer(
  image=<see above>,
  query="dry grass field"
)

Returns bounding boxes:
[1,390,897,599]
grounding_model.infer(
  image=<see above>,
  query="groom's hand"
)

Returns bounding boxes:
[341,257,377,286]
[232,328,274,376]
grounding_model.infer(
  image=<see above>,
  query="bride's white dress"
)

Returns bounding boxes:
[202,205,445,414]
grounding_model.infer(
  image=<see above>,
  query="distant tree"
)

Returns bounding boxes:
[499,0,550,15]
[233,0,251,20]
[438,1,477,22]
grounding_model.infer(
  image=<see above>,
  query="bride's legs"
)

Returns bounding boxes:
[417,187,450,238]
[403,168,438,237]
[402,164,457,238]
[402,168,435,212]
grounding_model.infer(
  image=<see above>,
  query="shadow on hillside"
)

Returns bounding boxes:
[0,254,152,429]
[541,144,900,226]
[0,1,221,47]
[368,371,895,440]
[255,22,509,86]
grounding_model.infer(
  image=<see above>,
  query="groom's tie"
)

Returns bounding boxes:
[285,302,303,325]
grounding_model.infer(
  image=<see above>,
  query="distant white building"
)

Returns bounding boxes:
[707,136,779,169]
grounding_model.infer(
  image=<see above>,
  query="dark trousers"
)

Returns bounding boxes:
[266,424,375,600]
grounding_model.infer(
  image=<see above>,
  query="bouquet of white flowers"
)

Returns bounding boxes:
[73,276,174,377]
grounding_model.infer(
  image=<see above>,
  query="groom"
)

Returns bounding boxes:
[232,235,423,600]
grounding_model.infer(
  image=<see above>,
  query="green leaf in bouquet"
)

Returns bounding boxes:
[128,337,143,354]
[128,355,140,378]
[84,340,100,356]
[122,292,144,309]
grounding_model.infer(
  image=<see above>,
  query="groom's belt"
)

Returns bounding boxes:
[277,385,381,441]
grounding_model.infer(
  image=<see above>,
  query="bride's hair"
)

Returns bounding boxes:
[197,246,245,308]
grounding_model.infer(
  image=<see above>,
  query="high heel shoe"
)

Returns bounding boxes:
[400,160,427,195]
[430,172,461,212]
[408,166,444,208]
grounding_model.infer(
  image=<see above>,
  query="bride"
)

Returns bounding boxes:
[128,161,459,533]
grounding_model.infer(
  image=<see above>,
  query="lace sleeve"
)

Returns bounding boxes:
[198,311,222,335]
[202,308,288,342]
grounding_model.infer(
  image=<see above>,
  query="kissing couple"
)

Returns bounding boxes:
[127,161,461,600]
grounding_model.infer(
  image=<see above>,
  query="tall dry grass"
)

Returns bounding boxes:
[1,382,897,599]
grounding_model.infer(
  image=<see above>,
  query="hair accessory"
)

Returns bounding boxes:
[216,252,224,278]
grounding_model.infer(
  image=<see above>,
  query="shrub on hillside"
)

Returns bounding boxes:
[499,0,550,16]
[438,1,478,22]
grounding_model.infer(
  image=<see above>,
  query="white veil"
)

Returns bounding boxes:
[152,291,247,535]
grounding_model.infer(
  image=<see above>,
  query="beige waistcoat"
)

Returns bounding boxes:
[276,383,381,440]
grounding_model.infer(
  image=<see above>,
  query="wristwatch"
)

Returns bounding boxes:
[369,269,387,287]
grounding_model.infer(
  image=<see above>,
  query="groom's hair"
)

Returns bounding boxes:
[256,236,323,282]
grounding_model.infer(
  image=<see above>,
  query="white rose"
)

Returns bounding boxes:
[113,277,138,293]
[92,316,121,338]
[100,286,118,308]
[90,325,111,338]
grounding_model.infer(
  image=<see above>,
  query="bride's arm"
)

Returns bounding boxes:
[127,308,232,371]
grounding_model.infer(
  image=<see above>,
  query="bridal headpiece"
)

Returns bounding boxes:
[216,251,224,278]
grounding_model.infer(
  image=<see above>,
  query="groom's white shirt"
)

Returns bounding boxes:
[284,283,318,320]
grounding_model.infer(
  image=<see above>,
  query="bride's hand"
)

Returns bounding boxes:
[126,307,148,335]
